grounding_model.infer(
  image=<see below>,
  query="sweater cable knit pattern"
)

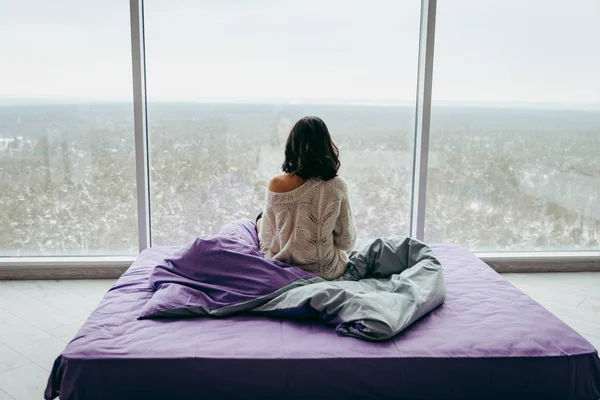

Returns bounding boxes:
[258,177,357,280]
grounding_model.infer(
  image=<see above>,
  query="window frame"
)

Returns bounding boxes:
[130,0,152,252]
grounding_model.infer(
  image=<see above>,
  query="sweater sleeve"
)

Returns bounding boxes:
[258,192,279,256]
[333,180,357,251]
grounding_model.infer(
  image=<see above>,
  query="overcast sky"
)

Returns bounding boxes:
[0,0,598,105]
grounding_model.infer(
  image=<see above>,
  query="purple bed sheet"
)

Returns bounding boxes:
[45,244,600,400]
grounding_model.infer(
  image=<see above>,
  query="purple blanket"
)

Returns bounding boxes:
[140,220,321,317]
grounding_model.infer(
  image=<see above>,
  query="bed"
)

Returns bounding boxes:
[45,244,600,400]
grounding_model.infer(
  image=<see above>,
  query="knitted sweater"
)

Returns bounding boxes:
[258,176,357,280]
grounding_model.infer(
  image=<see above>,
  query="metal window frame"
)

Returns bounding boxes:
[130,0,152,252]
[0,0,599,276]
[410,0,437,240]
[0,257,136,268]
[478,251,600,273]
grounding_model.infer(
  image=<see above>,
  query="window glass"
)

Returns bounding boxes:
[426,0,600,251]
[0,0,137,256]
[144,0,421,245]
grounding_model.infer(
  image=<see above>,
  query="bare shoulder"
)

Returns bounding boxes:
[268,175,290,193]
[268,174,307,193]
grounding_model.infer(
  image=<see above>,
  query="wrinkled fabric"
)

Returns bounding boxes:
[139,219,446,341]
[139,221,320,318]
[256,236,446,340]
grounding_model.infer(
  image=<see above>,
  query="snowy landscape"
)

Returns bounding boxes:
[0,103,598,256]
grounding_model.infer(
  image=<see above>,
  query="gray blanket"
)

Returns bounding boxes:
[254,236,447,340]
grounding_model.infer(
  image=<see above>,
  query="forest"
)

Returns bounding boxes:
[0,103,598,256]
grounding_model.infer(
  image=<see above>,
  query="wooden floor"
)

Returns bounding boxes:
[0,273,599,400]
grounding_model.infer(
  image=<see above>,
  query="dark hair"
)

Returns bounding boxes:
[282,116,340,180]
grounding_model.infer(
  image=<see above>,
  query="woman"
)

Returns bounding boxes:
[257,116,357,280]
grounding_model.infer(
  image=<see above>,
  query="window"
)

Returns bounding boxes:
[1,0,596,262]
[144,0,421,245]
[425,0,600,251]
[0,0,137,256]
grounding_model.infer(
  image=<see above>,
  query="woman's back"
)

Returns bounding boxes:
[258,176,356,280]
[257,116,357,279]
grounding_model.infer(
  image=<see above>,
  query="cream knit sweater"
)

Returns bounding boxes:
[258,177,357,280]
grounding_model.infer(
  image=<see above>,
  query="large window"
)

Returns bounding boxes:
[144,0,421,245]
[425,0,600,251]
[1,0,597,260]
[0,0,137,256]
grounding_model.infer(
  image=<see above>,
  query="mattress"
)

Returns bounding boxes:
[45,244,600,400]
